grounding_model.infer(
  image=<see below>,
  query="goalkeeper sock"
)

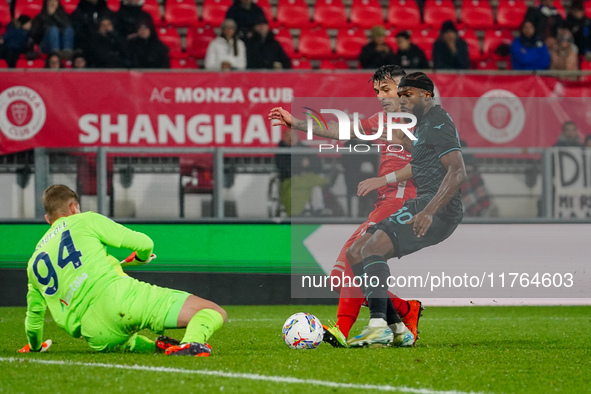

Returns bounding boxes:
[181,309,224,344]
[125,334,156,353]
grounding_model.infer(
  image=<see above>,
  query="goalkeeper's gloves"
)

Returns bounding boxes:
[18,339,52,353]
[121,251,157,267]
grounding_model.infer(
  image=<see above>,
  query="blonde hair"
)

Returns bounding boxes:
[42,185,79,220]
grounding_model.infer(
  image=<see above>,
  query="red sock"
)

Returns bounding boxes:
[336,285,365,338]
[389,291,410,317]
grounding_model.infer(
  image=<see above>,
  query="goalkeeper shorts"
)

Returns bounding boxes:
[80,276,190,352]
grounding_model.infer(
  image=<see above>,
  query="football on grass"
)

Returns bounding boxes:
[282,312,324,349]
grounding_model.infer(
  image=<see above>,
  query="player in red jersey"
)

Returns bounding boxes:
[269,65,423,347]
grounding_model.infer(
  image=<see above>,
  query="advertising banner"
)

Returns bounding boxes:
[554,147,591,219]
[2,72,591,154]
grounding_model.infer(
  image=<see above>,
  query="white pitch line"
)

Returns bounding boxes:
[0,357,487,394]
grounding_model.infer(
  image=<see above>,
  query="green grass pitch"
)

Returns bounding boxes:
[1,305,590,393]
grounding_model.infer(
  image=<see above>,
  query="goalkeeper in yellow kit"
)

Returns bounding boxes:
[19,184,226,356]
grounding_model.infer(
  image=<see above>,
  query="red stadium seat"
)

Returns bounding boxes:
[482,29,513,59]
[254,0,273,26]
[319,59,350,69]
[458,29,482,61]
[201,0,232,27]
[185,26,217,59]
[273,28,295,58]
[496,0,527,30]
[581,59,591,70]
[106,0,119,12]
[335,28,367,59]
[276,0,312,29]
[313,0,349,29]
[386,0,422,30]
[385,32,398,52]
[14,0,43,18]
[0,59,8,68]
[585,1,591,19]
[475,59,499,70]
[291,58,312,69]
[157,27,183,57]
[350,0,384,30]
[298,28,333,59]
[16,59,45,68]
[0,0,11,28]
[165,0,199,27]
[143,0,163,26]
[60,0,79,14]
[460,0,494,30]
[170,58,199,69]
[423,0,457,30]
[411,29,438,61]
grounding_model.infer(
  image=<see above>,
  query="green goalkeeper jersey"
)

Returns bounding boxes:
[25,211,154,350]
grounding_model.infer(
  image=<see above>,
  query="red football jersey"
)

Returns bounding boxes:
[359,112,416,204]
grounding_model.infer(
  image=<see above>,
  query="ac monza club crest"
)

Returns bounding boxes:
[473,89,525,144]
[0,86,46,141]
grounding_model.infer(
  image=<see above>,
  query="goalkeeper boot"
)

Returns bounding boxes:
[402,300,423,345]
[347,319,393,348]
[155,336,181,353]
[322,321,348,348]
[165,342,212,357]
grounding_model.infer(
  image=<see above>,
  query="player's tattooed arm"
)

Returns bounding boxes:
[357,164,413,196]
[409,150,467,237]
[268,107,351,140]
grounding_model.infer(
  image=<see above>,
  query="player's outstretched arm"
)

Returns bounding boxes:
[408,151,467,237]
[88,212,154,262]
[268,107,352,140]
[24,284,48,352]
[357,164,413,196]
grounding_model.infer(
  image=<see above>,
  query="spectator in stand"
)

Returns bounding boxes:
[113,0,154,39]
[72,52,87,68]
[565,1,591,58]
[554,121,582,147]
[359,26,396,69]
[204,19,246,71]
[525,0,563,41]
[70,0,115,54]
[128,22,169,68]
[432,20,470,70]
[245,17,291,69]
[585,134,591,147]
[45,52,63,68]
[86,17,128,68]
[225,0,266,39]
[2,16,34,68]
[549,28,578,71]
[511,20,550,70]
[31,0,75,59]
[393,31,429,69]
